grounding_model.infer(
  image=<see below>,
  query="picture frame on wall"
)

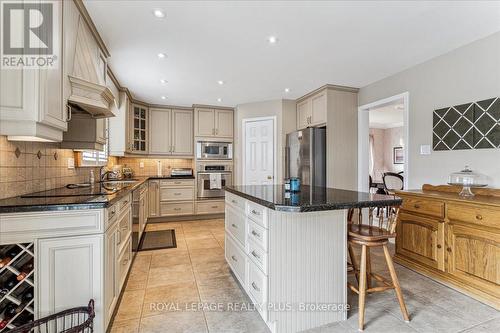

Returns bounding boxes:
[393,146,404,164]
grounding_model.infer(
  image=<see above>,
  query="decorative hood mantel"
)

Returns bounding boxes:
[67,76,115,118]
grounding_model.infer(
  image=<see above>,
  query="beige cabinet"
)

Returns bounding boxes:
[194,108,233,138]
[159,179,195,217]
[149,108,193,156]
[296,90,327,130]
[148,180,160,217]
[128,104,148,154]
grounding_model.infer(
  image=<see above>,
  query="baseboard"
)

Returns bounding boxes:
[147,213,224,223]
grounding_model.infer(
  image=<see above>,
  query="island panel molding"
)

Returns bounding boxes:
[433,97,500,150]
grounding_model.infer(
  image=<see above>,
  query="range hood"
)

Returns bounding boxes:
[67,76,115,118]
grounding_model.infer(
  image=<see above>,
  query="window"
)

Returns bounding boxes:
[81,144,108,166]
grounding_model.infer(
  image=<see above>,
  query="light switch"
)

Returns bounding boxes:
[140,162,144,168]
[420,145,431,155]
[67,157,75,169]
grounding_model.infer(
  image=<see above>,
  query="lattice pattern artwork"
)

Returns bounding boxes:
[433,97,500,150]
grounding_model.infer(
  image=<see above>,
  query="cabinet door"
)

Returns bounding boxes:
[38,234,104,333]
[148,181,160,217]
[172,110,193,155]
[104,224,118,324]
[310,91,327,125]
[195,109,215,136]
[96,118,107,144]
[139,194,146,237]
[129,104,148,153]
[446,223,500,298]
[149,108,171,154]
[395,212,445,270]
[296,99,311,130]
[215,110,233,138]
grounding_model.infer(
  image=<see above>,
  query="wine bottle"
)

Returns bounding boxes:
[15,289,34,313]
[0,303,17,329]
[0,246,21,268]
[0,276,18,296]
[12,311,33,326]
[16,259,34,281]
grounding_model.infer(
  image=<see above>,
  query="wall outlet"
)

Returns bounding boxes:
[67,157,75,169]
[139,162,144,168]
[420,145,431,155]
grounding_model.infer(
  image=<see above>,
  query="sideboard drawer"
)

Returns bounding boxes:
[196,200,225,215]
[160,187,194,201]
[225,192,246,212]
[248,260,268,307]
[160,202,194,216]
[246,201,268,229]
[447,203,500,229]
[225,205,245,247]
[402,197,444,218]
[247,219,268,252]
[160,179,194,187]
[248,239,268,275]
[225,234,245,284]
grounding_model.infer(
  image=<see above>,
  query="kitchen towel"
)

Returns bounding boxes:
[209,173,222,189]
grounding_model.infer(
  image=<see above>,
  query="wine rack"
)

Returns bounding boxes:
[0,243,35,331]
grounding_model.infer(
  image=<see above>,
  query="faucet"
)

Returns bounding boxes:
[99,165,116,181]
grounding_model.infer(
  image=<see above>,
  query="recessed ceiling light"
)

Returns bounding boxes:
[161,96,167,100]
[267,36,278,44]
[217,98,222,102]
[153,9,165,18]
[160,79,167,84]
[284,88,290,93]
[157,53,166,59]
[217,80,224,85]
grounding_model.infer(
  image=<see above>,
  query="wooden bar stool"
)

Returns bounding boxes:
[346,206,409,331]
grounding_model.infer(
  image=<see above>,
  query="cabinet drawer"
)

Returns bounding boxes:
[196,201,225,214]
[160,179,194,187]
[246,201,268,229]
[106,204,118,229]
[448,204,500,229]
[248,260,268,308]
[401,197,444,218]
[118,194,131,213]
[160,187,194,201]
[160,202,194,216]
[225,205,245,247]
[225,233,246,284]
[118,208,132,248]
[225,192,246,212]
[247,219,268,252]
[248,239,268,275]
[117,237,132,290]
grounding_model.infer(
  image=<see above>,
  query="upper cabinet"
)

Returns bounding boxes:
[128,104,148,154]
[296,90,327,130]
[149,108,193,156]
[194,108,233,138]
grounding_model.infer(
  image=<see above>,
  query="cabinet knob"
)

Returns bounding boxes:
[251,230,260,238]
[231,255,237,262]
[447,247,452,252]
[414,204,420,209]
[437,244,442,249]
[251,282,260,292]
[475,214,483,220]
[231,223,237,229]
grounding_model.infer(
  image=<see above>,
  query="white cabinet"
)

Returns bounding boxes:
[104,222,118,324]
[128,104,148,154]
[194,108,233,138]
[296,90,327,130]
[148,180,160,217]
[149,108,193,156]
[38,234,104,333]
[0,0,67,142]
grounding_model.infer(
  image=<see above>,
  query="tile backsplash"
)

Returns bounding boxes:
[0,136,115,199]
[117,157,193,177]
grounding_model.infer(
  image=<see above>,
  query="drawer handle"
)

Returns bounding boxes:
[251,282,260,292]
[211,206,219,209]
[174,208,181,211]
[123,258,129,265]
[116,230,121,245]
[232,200,237,204]
[251,209,260,216]
[476,214,483,220]
[110,210,116,216]
[414,204,420,209]
[251,230,261,238]
[174,181,182,184]
[123,200,129,205]
[174,193,182,196]
[231,255,237,262]
[231,223,238,228]
[251,250,261,260]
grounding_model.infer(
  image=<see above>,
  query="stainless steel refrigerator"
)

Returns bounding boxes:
[285,127,326,187]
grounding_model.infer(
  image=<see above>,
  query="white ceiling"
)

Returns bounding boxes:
[84,1,500,107]
[369,100,404,129]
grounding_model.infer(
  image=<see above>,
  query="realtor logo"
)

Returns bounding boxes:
[1,1,59,68]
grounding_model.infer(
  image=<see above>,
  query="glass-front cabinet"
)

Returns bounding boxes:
[128,104,148,154]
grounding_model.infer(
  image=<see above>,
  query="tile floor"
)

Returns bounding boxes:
[109,219,500,333]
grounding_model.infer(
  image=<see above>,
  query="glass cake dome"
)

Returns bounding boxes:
[448,166,489,197]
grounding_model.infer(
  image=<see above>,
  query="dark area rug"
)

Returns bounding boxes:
[138,229,177,251]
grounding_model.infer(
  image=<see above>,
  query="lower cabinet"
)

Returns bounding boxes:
[148,180,160,217]
[196,200,225,214]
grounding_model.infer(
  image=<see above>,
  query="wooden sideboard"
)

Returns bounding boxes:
[394,185,500,310]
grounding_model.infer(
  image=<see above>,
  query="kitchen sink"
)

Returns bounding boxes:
[99,179,139,184]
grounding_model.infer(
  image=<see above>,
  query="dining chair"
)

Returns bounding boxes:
[382,172,404,194]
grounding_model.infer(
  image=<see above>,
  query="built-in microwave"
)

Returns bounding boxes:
[196,141,233,160]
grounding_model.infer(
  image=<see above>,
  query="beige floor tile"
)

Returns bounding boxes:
[142,281,201,317]
[182,230,214,240]
[150,251,191,268]
[197,275,249,306]
[126,271,149,291]
[189,247,225,264]
[192,258,231,280]
[110,318,140,333]
[139,311,208,333]
[147,264,195,288]
[204,310,269,333]
[114,289,145,322]
[130,255,152,275]
[186,237,221,250]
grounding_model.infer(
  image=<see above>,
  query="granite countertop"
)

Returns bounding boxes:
[224,185,402,212]
[0,175,195,214]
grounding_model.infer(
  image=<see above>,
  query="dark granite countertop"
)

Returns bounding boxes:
[0,175,195,214]
[224,185,402,212]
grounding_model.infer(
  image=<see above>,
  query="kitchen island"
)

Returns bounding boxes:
[224,185,401,333]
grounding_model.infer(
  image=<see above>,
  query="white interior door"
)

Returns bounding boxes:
[244,119,275,185]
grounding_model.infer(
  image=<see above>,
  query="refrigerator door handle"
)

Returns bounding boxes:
[284,146,290,179]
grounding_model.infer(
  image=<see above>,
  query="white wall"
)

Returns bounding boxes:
[234,99,296,185]
[383,126,404,174]
[359,32,500,189]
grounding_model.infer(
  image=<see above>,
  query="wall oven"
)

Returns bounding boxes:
[196,141,233,160]
[197,163,232,198]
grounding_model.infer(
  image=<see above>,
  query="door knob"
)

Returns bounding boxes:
[267,176,273,180]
